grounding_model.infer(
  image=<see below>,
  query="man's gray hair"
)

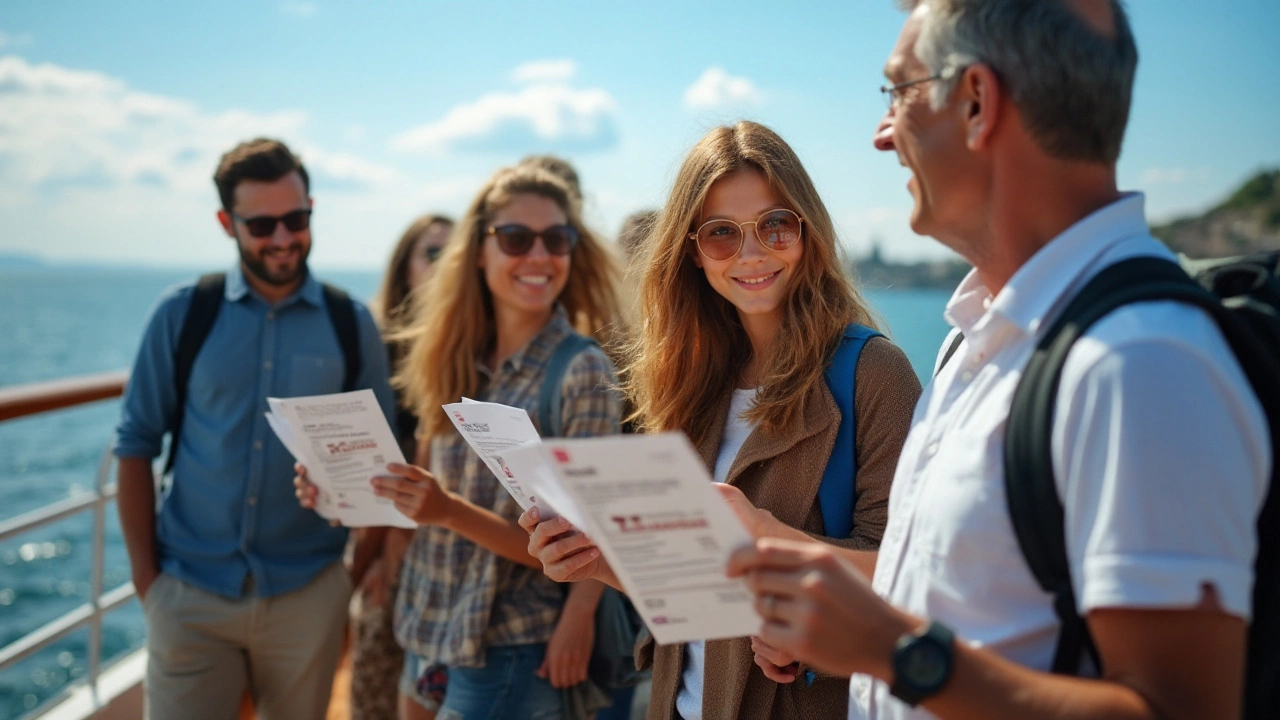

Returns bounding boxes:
[903,0,1138,165]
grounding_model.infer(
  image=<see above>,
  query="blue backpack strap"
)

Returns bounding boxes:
[537,333,597,438]
[819,324,882,539]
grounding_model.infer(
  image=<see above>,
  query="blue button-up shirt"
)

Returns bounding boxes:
[115,265,395,599]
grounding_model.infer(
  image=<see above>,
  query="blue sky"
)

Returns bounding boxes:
[1,0,1277,269]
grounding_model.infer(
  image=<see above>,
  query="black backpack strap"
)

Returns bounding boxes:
[538,333,597,438]
[321,282,361,392]
[936,330,966,377]
[1005,256,1218,675]
[166,272,227,476]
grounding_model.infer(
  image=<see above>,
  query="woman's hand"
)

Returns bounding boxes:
[517,507,606,583]
[752,635,801,683]
[714,483,783,538]
[539,600,596,688]
[371,463,457,527]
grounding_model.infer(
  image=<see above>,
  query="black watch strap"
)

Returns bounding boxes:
[889,620,956,707]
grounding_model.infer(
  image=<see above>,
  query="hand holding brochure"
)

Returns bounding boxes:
[265,389,415,529]
[441,398,560,519]
[506,433,762,645]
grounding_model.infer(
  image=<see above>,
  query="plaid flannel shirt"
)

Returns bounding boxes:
[394,307,622,668]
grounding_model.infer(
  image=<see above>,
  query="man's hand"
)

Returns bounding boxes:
[517,507,607,583]
[133,565,161,602]
[293,463,342,526]
[727,537,910,679]
[371,463,457,527]
[539,601,595,688]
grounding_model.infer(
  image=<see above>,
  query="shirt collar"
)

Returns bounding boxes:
[224,263,324,308]
[944,192,1150,339]
[479,304,574,376]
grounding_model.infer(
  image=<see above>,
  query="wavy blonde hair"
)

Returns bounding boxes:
[396,164,624,439]
[625,121,882,446]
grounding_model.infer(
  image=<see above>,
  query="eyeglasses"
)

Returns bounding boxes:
[688,209,804,261]
[486,224,579,256]
[423,245,445,263]
[233,209,312,238]
[879,65,964,110]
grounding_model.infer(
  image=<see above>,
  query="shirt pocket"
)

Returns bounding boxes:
[910,428,1015,568]
[288,354,345,397]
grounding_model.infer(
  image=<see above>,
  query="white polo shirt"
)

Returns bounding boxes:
[849,194,1270,720]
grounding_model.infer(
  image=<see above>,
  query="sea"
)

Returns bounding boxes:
[0,265,955,718]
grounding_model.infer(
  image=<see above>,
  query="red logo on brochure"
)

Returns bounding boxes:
[552,448,571,464]
[454,412,465,423]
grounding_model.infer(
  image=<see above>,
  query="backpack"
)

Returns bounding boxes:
[165,271,362,475]
[538,332,649,693]
[942,250,1280,719]
[819,324,883,539]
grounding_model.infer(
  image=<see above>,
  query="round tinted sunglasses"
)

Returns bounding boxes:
[689,208,803,261]
[233,209,312,238]
[486,224,579,256]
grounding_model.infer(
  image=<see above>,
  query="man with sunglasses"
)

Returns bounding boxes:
[114,138,396,720]
[728,2,1270,720]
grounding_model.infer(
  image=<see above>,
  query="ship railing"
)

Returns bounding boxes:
[0,370,136,718]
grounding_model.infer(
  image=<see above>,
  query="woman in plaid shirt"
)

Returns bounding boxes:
[299,162,625,720]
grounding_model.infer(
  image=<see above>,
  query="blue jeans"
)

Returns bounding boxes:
[437,643,563,720]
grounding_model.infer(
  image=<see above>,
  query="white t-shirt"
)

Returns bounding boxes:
[850,194,1271,719]
[677,388,758,720]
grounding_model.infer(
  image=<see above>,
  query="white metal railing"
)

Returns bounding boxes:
[0,372,135,718]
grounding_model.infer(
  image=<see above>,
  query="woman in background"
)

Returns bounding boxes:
[349,214,453,720]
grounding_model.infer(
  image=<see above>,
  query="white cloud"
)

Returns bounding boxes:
[0,31,34,50]
[279,1,317,18]
[0,54,434,268]
[0,56,399,198]
[1140,167,1211,186]
[683,67,762,110]
[511,59,577,84]
[389,63,619,156]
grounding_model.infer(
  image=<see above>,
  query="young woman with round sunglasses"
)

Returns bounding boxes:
[299,163,624,720]
[520,121,923,720]
[346,213,454,720]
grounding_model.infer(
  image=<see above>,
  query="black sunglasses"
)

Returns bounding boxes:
[486,224,579,256]
[233,209,312,238]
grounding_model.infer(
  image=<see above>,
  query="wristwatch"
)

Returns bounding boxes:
[889,620,955,707]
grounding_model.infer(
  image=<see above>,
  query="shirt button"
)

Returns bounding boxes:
[254,440,263,451]
[263,360,272,370]
[266,311,275,321]
[926,442,940,456]
[247,496,257,506]
[960,371,974,383]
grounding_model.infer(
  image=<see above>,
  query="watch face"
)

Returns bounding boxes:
[902,642,949,689]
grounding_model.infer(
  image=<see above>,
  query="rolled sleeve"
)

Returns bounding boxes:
[1054,312,1269,620]
[114,285,191,460]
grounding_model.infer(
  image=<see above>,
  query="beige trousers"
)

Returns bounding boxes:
[142,561,352,720]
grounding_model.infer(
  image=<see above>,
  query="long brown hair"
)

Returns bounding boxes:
[396,164,624,439]
[370,213,454,329]
[625,121,882,446]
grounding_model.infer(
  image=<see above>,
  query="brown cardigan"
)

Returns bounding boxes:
[637,337,922,720]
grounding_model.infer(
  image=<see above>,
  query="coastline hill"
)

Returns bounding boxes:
[1152,169,1280,258]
